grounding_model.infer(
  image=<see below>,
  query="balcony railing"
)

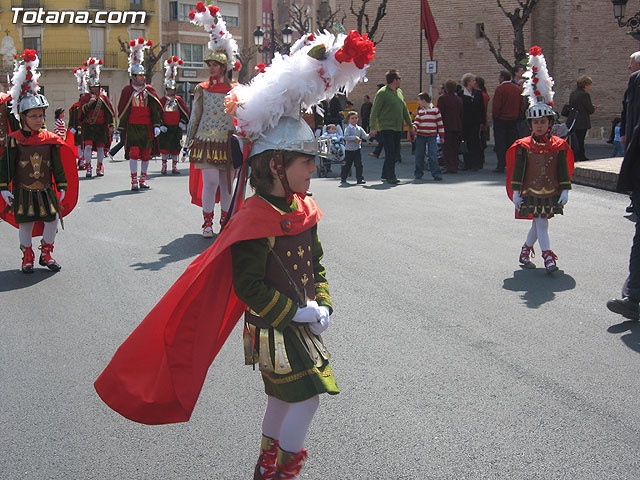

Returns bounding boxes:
[11,0,45,8]
[38,50,122,69]
[86,0,116,10]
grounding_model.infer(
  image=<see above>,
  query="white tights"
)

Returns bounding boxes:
[261,395,320,453]
[77,146,84,160]
[525,217,550,251]
[83,145,104,168]
[201,168,234,214]
[19,219,58,246]
[129,159,149,175]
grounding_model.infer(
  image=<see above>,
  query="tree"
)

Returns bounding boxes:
[483,0,540,72]
[289,2,311,36]
[347,0,388,44]
[316,0,346,31]
[237,47,256,84]
[117,36,170,85]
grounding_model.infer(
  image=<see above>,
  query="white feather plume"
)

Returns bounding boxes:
[164,56,182,87]
[522,46,554,107]
[190,3,239,69]
[128,37,152,74]
[9,50,41,119]
[85,57,102,84]
[74,67,88,93]
[229,30,374,139]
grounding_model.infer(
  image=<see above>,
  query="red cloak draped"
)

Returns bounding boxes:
[0,130,79,236]
[94,194,322,425]
[505,135,575,220]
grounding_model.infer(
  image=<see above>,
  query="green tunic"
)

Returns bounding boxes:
[231,194,338,402]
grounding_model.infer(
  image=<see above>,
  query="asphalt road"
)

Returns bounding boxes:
[1,143,639,479]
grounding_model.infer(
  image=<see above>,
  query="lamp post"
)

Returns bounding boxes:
[612,0,640,40]
[253,15,294,63]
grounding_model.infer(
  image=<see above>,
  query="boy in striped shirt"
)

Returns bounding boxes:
[412,92,444,181]
[341,111,369,185]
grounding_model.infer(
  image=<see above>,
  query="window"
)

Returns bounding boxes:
[219,1,240,27]
[169,1,178,21]
[130,0,142,8]
[130,29,145,41]
[475,23,485,39]
[180,2,196,22]
[89,0,105,9]
[23,36,40,56]
[181,43,204,68]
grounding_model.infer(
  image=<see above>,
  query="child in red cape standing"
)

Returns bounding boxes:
[94,25,375,480]
[506,46,574,273]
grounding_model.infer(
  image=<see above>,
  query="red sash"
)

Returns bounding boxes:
[129,105,151,124]
[163,110,180,125]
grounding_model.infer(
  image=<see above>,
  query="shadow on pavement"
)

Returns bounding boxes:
[130,233,214,271]
[502,268,577,308]
[88,189,146,203]
[0,268,57,291]
[607,320,640,354]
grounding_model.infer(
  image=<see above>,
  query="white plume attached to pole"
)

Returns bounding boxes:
[74,67,88,93]
[522,45,554,107]
[128,37,153,75]
[9,49,41,119]
[189,2,239,70]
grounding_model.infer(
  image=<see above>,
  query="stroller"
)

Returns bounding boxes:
[553,106,578,144]
[316,124,346,178]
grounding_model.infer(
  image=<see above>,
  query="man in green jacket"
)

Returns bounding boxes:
[369,69,413,184]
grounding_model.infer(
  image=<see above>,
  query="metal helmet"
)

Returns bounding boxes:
[19,93,49,114]
[204,49,228,67]
[130,63,145,76]
[250,116,330,159]
[87,77,100,87]
[526,102,555,121]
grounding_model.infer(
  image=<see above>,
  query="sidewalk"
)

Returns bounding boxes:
[572,156,622,192]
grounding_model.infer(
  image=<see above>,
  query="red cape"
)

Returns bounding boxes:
[0,130,79,236]
[94,194,322,425]
[505,135,575,220]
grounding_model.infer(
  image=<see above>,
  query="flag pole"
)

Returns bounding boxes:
[419,0,423,92]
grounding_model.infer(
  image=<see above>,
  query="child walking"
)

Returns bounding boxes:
[341,111,369,184]
[94,27,376,480]
[54,107,66,137]
[507,46,574,273]
[611,117,623,157]
[412,92,443,181]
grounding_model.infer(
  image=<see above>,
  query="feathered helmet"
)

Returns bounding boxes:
[522,45,555,122]
[128,37,153,76]
[84,57,103,87]
[164,55,183,90]
[224,28,375,203]
[73,66,88,94]
[9,49,48,119]
[189,2,241,72]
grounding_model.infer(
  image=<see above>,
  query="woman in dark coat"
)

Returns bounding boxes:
[437,79,463,173]
[569,75,596,161]
[458,73,486,170]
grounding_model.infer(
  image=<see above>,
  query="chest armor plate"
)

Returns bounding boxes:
[196,90,234,142]
[14,143,52,190]
[164,98,178,112]
[522,150,559,198]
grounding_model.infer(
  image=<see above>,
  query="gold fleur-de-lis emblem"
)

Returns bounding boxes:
[301,273,309,287]
[297,246,304,258]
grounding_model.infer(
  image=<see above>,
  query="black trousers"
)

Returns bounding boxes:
[573,128,588,161]
[493,119,519,170]
[462,122,482,170]
[380,130,401,180]
[341,149,363,182]
[626,191,640,300]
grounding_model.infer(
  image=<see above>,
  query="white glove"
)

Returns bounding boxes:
[309,305,330,335]
[178,122,186,130]
[58,190,65,202]
[558,190,569,206]
[292,300,319,323]
[513,190,523,209]
[69,128,76,134]
[1,190,14,206]
[154,127,161,137]
[159,126,168,133]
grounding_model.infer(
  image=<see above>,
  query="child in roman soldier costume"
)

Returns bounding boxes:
[0,50,78,273]
[69,66,89,170]
[80,57,115,178]
[159,56,189,175]
[184,3,241,237]
[117,37,162,191]
[506,46,574,274]
[94,27,375,480]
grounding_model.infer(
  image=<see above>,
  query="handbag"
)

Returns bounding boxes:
[561,103,571,117]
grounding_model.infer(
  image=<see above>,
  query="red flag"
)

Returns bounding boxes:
[421,0,439,60]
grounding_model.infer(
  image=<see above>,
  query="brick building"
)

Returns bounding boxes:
[335,0,639,139]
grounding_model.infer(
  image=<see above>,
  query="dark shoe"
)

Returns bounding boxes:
[368,153,379,158]
[414,175,423,180]
[357,179,366,184]
[626,203,634,213]
[434,176,443,181]
[339,180,348,186]
[387,178,400,184]
[492,168,505,173]
[606,298,640,321]
[139,181,150,190]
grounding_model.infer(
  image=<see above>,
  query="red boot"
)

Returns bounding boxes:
[172,159,180,174]
[541,250,558,274]
[85,162,93,178]
[139,171,150,189]
[21,245,34,274]
[96,162,104,176]
[131,173,139,191]
[39,241,61,272]
[253,436,279,480]
[519,243,535,269]
[202,211,214,238]
[275,448,307,480]
[78,159,86,170]
[161,160,168,175]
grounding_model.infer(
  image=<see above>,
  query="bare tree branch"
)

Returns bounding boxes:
[483,31,513,72]
[289,3,311,36]
[117,36,169,84]
[237,47,255,84]
[346,0,387,44]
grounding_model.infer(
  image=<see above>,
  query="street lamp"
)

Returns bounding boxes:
[611,0,640,39]
[253,18,295,63]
